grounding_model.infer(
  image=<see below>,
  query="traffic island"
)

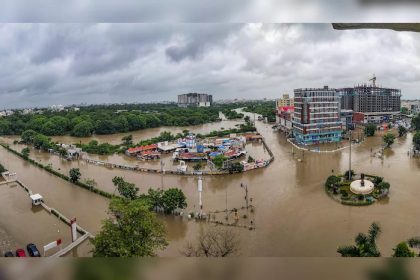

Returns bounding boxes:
[324,173,390,206]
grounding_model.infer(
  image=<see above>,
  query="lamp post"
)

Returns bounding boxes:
[348,130,352,181]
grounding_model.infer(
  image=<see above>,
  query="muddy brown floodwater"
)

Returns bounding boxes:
[1,113,420,257]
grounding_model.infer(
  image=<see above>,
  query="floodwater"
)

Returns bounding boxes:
[1,113,420,257]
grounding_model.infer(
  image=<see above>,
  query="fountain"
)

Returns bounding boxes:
[350,173,374,195]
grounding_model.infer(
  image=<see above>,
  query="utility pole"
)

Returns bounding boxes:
[198,177,203,218]
[348,130,352,181]
[225,189,228,220]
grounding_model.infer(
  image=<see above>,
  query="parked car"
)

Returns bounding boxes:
[26,243,41,257]
[4,251,14,257]
[15,249,26,257]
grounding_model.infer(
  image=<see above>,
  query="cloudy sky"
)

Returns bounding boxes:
[0,23,420,109]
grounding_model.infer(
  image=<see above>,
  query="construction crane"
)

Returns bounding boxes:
[369,75,376,87]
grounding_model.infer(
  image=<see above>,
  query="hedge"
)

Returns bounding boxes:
[0,143,115,200]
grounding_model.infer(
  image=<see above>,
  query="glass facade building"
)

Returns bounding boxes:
[292,86,342,145]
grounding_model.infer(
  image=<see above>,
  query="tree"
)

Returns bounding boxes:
[212,155,228,169]
[69,168,81,183]
[84,178,97,190]
[144,188,164,211]
[412,113,420,131]
[325,175,341,188]
[121,134,133,146]
[21,129,38,144]
[247,155,255,163]
[0,163,7,173]
[401,107,409,115]
[337,222,381,257]
[383,132,395,148]
[228,162,244,173]
[112,176,139,200]
[161,188,187,213]
[364,124,377,137]
[71,121,94,137]
[392,242,415,257]
[92,198,167,257]
[244,115,251,124]
[398,126,408,137]
[193,163,202,171]
[413,132,420,151]
[21,147,30,159]
[344,170,355,180]
[182,227,240,257]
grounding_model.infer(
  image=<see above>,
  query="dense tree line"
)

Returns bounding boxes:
[243,101,277,122]
[0,103,224,137]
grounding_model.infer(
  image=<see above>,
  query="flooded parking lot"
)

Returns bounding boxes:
[1,116,420,257]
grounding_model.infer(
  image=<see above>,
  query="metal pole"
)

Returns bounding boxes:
[348,130,352,180]
[225,189,228,220]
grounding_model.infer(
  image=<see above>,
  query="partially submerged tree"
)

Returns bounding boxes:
[413,132,420,151]
[121,134,133,146]
[337,222,381,257]
[398,126,408,137]
[21,147,30,159]
[162,188,187,214]
[92,198,167,257]
[383,132,395,148]
[69,168,81,183]
[364,124,377,137]
[112,176,139,200]
[392,242,415,257]
[182,227,240,257]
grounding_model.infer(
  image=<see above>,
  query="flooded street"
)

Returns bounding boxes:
[1,116,420,257]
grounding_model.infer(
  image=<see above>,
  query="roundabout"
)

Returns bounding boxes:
[324,172,390,206]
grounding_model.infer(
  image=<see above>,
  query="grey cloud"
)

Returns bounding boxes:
[0,23,420,109]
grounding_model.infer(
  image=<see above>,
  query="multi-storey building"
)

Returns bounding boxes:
[177,93,213,108]
[338,83,401,123]
[292,86,342,145]
[276,94,294,108]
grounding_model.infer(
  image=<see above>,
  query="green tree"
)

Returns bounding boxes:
[212,155,228,169]
[193,163,202,171]
[398,126,408,137]
[69,168,81,183]
[413,132,420,151]
[0,163,7,173]
[392,242,415,257]
[92,198,167,257]
[144,188,164,211]
[412,114,420,131]
[401,107,409,114]
[21,129,38,144]
[162,188,187,214]
[71,121,94,137]
[383,132,395,148]
[337,222,381,257]
[33,134,53,151]
[364,124,377,137]
[112,176,139,200]
[325,175,341,188]
[21,147,30,159]
[121,135,133,146]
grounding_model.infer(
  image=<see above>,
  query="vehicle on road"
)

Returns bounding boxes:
[26,243,41,257]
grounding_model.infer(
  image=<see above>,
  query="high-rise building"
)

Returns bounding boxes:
[276,94,294,108]
[338,82,401,123]
[292,86,342,145]
[177,93,213,108]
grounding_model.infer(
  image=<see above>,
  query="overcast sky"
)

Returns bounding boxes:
[1,23,419,109]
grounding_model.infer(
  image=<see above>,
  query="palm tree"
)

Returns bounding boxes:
[337,222,381,257]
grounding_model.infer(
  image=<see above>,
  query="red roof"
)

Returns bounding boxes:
[127,144,158,154]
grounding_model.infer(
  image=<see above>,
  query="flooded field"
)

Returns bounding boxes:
[1,114,420,257]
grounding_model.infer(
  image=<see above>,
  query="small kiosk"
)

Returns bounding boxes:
[30,194,43,206]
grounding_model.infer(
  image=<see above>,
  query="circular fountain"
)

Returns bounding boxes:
[350,173,374,195]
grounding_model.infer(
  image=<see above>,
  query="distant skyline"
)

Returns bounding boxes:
[1,23,419,110]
